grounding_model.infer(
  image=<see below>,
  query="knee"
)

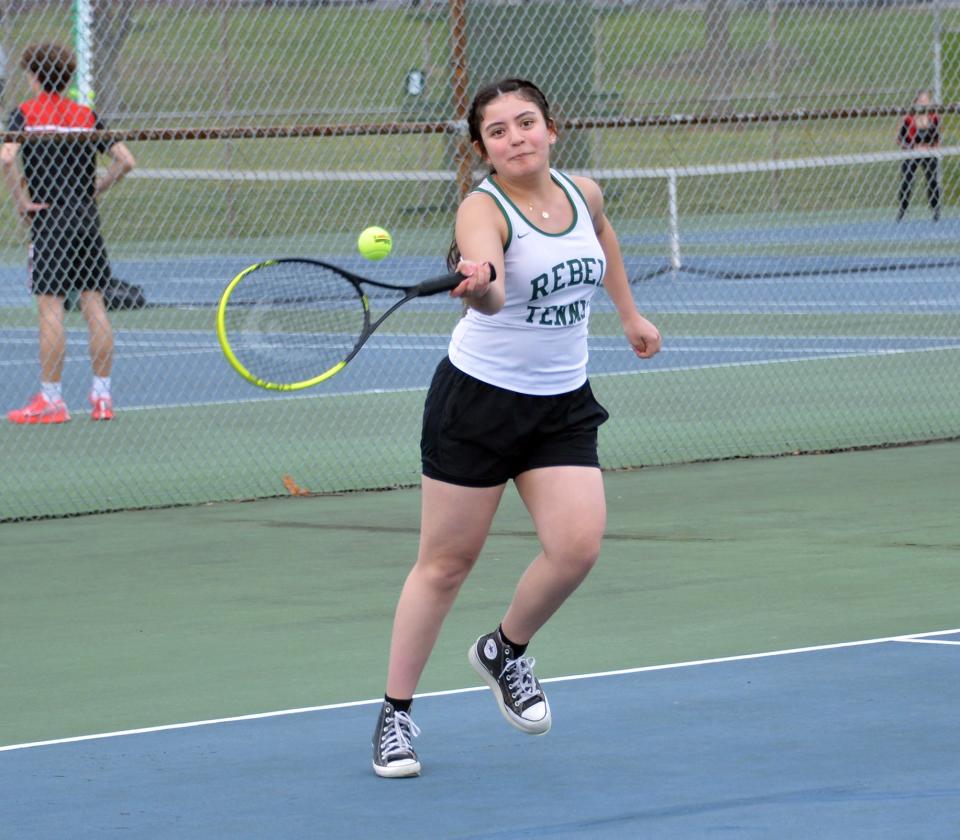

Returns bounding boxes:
[416,552,477,595]
[83,304,110,328]
[574,545,601,578]
[552,537,602,581]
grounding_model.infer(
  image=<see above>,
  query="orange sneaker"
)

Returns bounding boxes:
[89,393,114,421]
[88,394,113,420]
[7,393,70,425]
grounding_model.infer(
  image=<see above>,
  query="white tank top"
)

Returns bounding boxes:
[448,169,606,395]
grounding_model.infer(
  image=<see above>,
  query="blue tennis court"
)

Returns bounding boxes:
[1,251,958,411]
[4,327,960,409]
[4,629,958,839]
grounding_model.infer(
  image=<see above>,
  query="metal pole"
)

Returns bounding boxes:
[933,0,943,211]
[933,0,943,105]
[72,0,94,106]
[450,0,472,203]
[219,3,236,235]
[768,0,780,210]
[668,171,681,270]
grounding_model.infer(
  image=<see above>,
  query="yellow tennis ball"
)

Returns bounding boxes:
[357,226,393,261]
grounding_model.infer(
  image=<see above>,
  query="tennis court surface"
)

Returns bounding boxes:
[2,4,959,835]
[4,632,959,839]
[3,441,958,838]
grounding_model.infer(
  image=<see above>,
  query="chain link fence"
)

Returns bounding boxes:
[1,0,958,520]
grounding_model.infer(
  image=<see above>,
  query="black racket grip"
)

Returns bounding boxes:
[415,264,497,297]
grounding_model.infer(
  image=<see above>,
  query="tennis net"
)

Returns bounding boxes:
[95,145,960,308]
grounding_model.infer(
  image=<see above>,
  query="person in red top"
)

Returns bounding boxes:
[896,89,941,222]
[2,43,135,424]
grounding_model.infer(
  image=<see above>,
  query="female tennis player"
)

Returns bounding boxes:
[372,78,661,777]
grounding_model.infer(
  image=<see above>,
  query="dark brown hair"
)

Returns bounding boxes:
[447,78,555,270]
[466,78,554,160]
[21,43,76,94]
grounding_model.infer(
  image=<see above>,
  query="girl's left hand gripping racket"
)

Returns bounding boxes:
[216,258,495,391]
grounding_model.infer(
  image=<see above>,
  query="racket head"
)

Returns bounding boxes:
[216,259,369,391]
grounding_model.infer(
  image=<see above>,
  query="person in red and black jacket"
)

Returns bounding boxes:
[1,43,134,424]
[897,90,941,222]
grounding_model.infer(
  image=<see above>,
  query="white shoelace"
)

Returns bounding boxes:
[500,656,541,704]
[380,710,420,759]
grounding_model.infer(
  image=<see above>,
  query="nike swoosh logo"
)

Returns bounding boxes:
[517,231,530,238]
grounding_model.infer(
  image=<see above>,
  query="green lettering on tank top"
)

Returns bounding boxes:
[550,262,566,293]
[530,273,549,301]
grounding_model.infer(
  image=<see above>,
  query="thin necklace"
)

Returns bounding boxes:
[528,202,550,220]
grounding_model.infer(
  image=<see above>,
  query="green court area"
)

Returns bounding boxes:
[2,440,957,748]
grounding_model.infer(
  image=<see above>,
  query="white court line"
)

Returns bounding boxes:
[894,638,960,646]
[596,345,960,355]
[57,385,433,413]
[2,626,956,754]
[1,332,956,409]
[0,349,222,368]
[7,344,944,366]
[601,342,960,380]
[635,303,960,311]
[3,342,950,412]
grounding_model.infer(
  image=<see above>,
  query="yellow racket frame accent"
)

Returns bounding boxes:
[216,260,364,391]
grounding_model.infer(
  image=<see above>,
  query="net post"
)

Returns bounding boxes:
[667,169,681,270]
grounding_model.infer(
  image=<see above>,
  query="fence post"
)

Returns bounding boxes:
[668,170,681,270]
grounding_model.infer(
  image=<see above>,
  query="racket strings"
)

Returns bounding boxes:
[222,261,368,384]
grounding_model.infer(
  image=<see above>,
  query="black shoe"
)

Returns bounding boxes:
[934,210,941,222]
[371,701,421,778]
[468,629,551,735]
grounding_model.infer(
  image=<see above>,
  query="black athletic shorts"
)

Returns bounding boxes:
[421,357,610,487]
[28,207,111,297]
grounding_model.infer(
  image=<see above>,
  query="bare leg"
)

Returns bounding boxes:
[79,290,114,377]
[385,477,506,698]
[500,466,606,644]
[37,294,67,383]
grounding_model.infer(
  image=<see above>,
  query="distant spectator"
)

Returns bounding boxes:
[897,90,941,222]
[2,43,135,424]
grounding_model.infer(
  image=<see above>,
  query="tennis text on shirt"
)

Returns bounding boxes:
[525,256,605,325]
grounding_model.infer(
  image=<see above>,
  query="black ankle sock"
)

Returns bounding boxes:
[384,694,412,713]
[498,625,528,658]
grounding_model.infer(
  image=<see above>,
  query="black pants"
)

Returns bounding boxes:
[897,157,940,219]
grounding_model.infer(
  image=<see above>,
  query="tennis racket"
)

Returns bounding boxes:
[216,258,495,391]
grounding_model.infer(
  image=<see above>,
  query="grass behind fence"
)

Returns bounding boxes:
[0,4,954,250]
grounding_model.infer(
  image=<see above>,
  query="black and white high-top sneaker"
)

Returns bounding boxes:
[372,701,421,778]
[468,629,551,735]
